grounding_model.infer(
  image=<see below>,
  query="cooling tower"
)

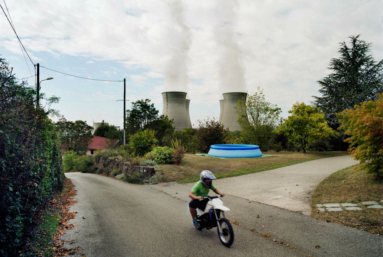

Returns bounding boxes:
[162,91,192,131]
[219,100,224,124]
[220,92,247,131]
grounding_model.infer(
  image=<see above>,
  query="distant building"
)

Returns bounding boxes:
[87,136,119,156]
[93,120,109,134]
[92,120,121,134]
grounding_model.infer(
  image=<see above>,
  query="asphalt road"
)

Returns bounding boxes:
[64,172,383,257]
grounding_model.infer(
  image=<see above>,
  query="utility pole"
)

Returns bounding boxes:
[123,78,126,145]
[36,63,40,107]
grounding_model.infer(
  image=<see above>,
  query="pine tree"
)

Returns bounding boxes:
[313,35,383,129]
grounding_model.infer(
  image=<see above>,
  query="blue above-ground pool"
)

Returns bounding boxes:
[208,144,262,158]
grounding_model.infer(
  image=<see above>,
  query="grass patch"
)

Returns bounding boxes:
[311,165,383,235]
[158,151,347,183]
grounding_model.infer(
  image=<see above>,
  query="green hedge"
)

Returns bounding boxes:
[0,58,64,256]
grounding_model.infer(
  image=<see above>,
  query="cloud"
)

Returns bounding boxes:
[1,0,382,122]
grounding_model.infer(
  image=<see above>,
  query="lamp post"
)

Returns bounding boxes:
[37,77,53,107]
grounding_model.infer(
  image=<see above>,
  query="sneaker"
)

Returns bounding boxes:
[193,218,201,230]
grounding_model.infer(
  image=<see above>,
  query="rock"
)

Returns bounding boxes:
[122,161,131,175]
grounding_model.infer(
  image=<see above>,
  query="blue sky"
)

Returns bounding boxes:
[1,0,382,129]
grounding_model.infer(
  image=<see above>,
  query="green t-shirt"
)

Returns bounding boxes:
[191,181,216,197]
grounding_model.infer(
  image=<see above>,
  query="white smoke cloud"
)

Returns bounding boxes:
[215,0,246,94]
[163,0,191,93]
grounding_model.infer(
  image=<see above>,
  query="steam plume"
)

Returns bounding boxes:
[215,0,246,94]
[163,0,191,92]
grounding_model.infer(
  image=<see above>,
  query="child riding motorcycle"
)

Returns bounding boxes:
[189,170,225,229]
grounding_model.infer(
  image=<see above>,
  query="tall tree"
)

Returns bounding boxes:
[94,121,121,140]
[275,102,338,153]
[313,35,383,129]
[235,87,282,150]
[55,118,93,155]
[145,115,174,146]
[125,99,159,135]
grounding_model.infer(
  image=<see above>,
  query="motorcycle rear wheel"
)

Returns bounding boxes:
[217,218,234,247]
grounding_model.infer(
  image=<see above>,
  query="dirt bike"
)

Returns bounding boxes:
[195,195,234,247]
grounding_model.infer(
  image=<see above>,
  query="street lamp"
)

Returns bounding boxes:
[40,77,53,85]
[37,77,53,107]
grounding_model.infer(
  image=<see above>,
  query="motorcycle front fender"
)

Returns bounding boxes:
[214,206,230,211]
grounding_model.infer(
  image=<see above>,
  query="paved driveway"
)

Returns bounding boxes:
[211,155,359,215]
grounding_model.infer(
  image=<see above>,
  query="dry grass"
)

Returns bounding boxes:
[311,166,383,235]
[158,151,347,183]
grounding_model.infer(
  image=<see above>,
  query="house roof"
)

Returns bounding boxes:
[88,136,118,150]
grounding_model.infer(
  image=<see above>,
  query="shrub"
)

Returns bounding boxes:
[163,128,198,153]
[129,129,158,156]
[196,118,228,153]
[75,155,93,173]
[273,142,283,152]
[149,174,164,184]
[144,151,154,160]
[152,147,174,164]
[140,160,157,166]
[337,93,383,178]
[224,131,243,144]
[116,174,126,180]
[111,168,120,177]
[63,151,78,172]
[124,171,145,184]
[172,139,185,165]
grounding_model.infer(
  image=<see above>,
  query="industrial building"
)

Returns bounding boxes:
[162,91,192,131]
[219,92,247,131]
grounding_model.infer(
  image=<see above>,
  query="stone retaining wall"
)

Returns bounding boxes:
[94,156,155,179]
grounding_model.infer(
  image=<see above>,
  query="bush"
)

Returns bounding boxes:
[111,168,121,177]
[151,147,174,164]
[144,151,154,160]
[196,118,228,153]
[124,171,145,184]
[140,160,157,166]
[129,129,158,156]
[224,131,243,144]
[116,174,126,180]
[149,174,164,184]
[93,149,119,164]
[338,93,383,179]
[172,139,185,165]
[75,155,93,173]
[63,151,78,172]
[163,128,198,153]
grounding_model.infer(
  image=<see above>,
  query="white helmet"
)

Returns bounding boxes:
[200,170,216,189]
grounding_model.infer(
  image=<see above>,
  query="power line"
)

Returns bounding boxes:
[61,100,119,102]
[2,0,32,76]
[0,4,34,66]
[21,74,36,80]
[40,66,123,82]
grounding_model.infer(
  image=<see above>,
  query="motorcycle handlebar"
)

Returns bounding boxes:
[200,195,224,200]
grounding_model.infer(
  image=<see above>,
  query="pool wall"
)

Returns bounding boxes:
[208,144,262,158]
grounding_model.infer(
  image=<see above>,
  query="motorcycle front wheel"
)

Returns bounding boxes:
[217,218,234,247]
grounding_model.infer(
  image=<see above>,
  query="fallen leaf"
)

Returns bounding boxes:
[260,233,271,239]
